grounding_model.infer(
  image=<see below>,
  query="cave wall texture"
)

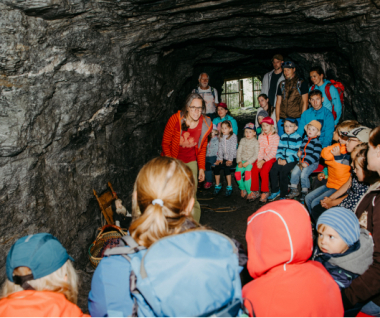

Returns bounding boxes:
[1,0,380,302]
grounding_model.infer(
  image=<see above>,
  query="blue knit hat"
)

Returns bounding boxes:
[317,208,360,246]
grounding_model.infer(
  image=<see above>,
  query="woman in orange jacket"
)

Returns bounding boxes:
[0,233,88,317]
[162,93,212,222]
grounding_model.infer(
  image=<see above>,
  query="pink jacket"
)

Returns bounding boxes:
[257,133,280,162]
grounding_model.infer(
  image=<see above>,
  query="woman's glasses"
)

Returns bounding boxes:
[189,106,203,112]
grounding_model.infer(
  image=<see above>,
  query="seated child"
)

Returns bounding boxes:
[214,120,237,197]
[235,123,259,198]
[204,124,219,189]
[255,109,268,136]
[268,118,302,201]
[247,117,280,203]
[287,120,322,203]
[242,200,343,317]
[0,233,87,317]
[313,207,373,289]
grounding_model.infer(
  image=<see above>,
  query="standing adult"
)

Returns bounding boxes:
[213,102,238,136]
[192,73,219,120]
[254,94,277,129]
[260,54,285,108]
[309,66,342,125]
[161,93,212,222]
[275,61,309,136]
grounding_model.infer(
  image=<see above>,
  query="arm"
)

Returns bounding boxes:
[330,86,342,125]
[161,114,177,157]
[322,111,335,148]
[255,107,262,128]
[321,144,335,161]
[236,139,243,163]
[305,140,322,165]
[264,134,280,162]
[246,139,259,165]
[214,88,219,105]
[275,96,282,122]
[301,94,309,113]
[257,135,264,161]
[260,73,269,95]
[329,176,352,199]
[287,137,302,163]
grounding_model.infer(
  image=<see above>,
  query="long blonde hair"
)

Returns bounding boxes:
[129,156,198,248]
[1,260,78,304]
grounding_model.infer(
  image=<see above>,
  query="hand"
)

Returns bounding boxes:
[331,145,341,156]
[257,160,265,169]
[278,159,286,166]
[318,172,325,181]
[226,160,233,166]
[238,162,243,168]
[321,197,335,209]
[198,169,205,182]
[297,149,302,158]
[243,161,249,168]
[302,162,308,168]
[215,160,222,165]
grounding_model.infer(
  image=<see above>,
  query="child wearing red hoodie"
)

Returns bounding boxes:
[242,200,343,317]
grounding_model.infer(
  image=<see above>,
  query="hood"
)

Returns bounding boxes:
[246,200,313,278]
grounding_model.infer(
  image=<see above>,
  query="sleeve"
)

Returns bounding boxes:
[217,138,224,161]
[227,134,238,161]
[311,140,322,164]
[257,135,265,161]
[276,137,285,160]
[232,118,238,136]
[300,80,309,95]
[322,111,335,148]
[246,139,259,165]
[196,126,212,171]
[321,144,335,161]
[161,114,177,157]
[236,139,243,163]
[286,136,302,163]
[214,88,219,104]
[330,85,342,125]
[297,113,307,137]
[264,134,280,162]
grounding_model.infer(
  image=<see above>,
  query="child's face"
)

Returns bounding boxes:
[346,137,361,153]
[284,121,298,135]
[318,224,349,254]
[258,116,264,125]
[307,125,319,138]
[367,142,380,172]
[212,129,219,138]
[309,95,323,110]
[245,129,256,139]
[338,129,349,145]
[221,124,232,136]
[352,159,365,182]
[261,123,272,135]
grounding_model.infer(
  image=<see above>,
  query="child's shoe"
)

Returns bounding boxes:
[286,188,300,199]
[259,192,270,203]
[247,191,260,202]
[299,192,307,204]
[268,190,280,201]
[213,184,222,195]
[204,182,213,189]
[241,190,247,198]
[225,186,233,197]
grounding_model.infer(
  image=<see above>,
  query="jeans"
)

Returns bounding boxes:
[269,160,297,197]
[290,161,319,192]
[361,301,380,317]
[277,118,300,137]
[305,185,336,212]
[205,156,217,183]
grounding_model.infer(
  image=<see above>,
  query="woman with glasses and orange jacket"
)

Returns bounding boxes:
[161,93,212,222]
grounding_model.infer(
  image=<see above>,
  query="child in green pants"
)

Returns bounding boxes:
[235,123,260,198]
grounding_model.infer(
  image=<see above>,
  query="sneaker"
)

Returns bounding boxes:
[241,190,248,198]
[268,190,280,201]
[213,184,222,195]
[247,191,260,202]
[286,188,300,199]
[299,192,307,204]
[225,186,233,197]
[204,182,213,189]
[259,192,270,203]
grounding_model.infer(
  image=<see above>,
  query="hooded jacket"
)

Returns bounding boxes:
[161,111,212,170]
[0,290,88,317]
[242,200,343,317]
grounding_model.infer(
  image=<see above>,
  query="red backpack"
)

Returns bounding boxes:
[311,80,344,120]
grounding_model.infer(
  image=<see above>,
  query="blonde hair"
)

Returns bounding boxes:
[1,260,78,304]
[337,120,360,132]
[129,156,198,248]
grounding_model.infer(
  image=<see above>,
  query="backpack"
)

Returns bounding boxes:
[311,80,344,121]
[195,86,216,99]
[104,230,244,317]
[280,79,304,100]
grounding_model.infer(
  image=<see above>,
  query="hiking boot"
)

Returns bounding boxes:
[213,184,222,195]
[204,182,213,189]
[286,188,300,199]
[268,190,280,201]
[299,192,307,204]
[259,192,270,203]
[240,190,247,198]
[247,191,260,202]
[225,186,233,197]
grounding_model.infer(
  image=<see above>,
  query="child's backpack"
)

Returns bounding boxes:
[104,230,244,317]
[311,80,345,121]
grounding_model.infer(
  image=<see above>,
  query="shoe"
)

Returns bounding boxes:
[213,184,222,195]
[280,197,286,200]
[299,192,307,204]
[225,186,233,197]
[241,190,248,198]
[259,192,270,203]
[268,190,280,201]
[204,182,213,189]
[247,191,260,202]
[286,188,300,199]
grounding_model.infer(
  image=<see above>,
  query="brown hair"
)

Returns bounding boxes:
[181,93,206,131]
[309,90,323,99]
[336,120,360,132]
[258,94,274,116]
[369,126,380,148]
[129,157,199,248]
[353,143,380,184]
[220,121,234,140]
[317,224,326,233]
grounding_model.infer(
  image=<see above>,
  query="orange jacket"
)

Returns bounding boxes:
[242,200,343,317]
[0,290,89,317]
[161,111,212,170]
[321,143,351,189]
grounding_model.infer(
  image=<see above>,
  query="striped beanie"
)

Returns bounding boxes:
[317,207,360,246]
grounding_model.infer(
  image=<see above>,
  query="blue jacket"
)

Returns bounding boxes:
[309,79,342,125]
[276,132,302,163]
[299,136,322,166]
[297,106,335,148]
[213,114,238,136]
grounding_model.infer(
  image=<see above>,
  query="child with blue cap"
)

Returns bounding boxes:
[0,233,87,317]
[312,207,374,289]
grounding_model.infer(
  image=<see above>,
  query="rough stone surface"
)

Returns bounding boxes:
[1,0,380,311]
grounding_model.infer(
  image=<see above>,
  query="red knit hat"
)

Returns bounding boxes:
[261,117,274,125]
[218,102,228,109]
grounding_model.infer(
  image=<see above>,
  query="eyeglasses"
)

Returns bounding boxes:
[339,131,349,141]
[189,106,203,112]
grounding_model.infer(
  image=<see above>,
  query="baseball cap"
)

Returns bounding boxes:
[244,123,255,130]
[272,54,284,62]
[261,117,274,125]
[347,126,371,143]
[282,61,296,69]
[284,117,298,126]
[217,102,228,109]
[6,233,74,283]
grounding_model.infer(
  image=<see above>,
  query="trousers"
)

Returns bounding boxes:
[250,158,276,193]
[269,160,297,197]
[235,161,253,194]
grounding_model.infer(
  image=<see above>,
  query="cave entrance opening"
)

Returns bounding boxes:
[221,77,262,109]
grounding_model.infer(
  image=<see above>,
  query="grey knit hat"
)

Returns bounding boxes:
[257,110,269,119]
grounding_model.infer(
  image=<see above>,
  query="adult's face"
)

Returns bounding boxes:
[310,71,324,86]
[309,95,324,111]
[199,74,209,89]
[258,96,269,110]
[217,107,228,119]
[367,142,380,173]
[283,68,296,79]
[272,58,283,71]
[188,98,203,121]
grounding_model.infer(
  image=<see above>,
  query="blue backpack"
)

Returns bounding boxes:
[104,230,244,317]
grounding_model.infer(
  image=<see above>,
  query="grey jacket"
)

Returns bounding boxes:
[206,137,219,157]
[237,137,259,165]
[261,70,285,108]
[217,134,237,161]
